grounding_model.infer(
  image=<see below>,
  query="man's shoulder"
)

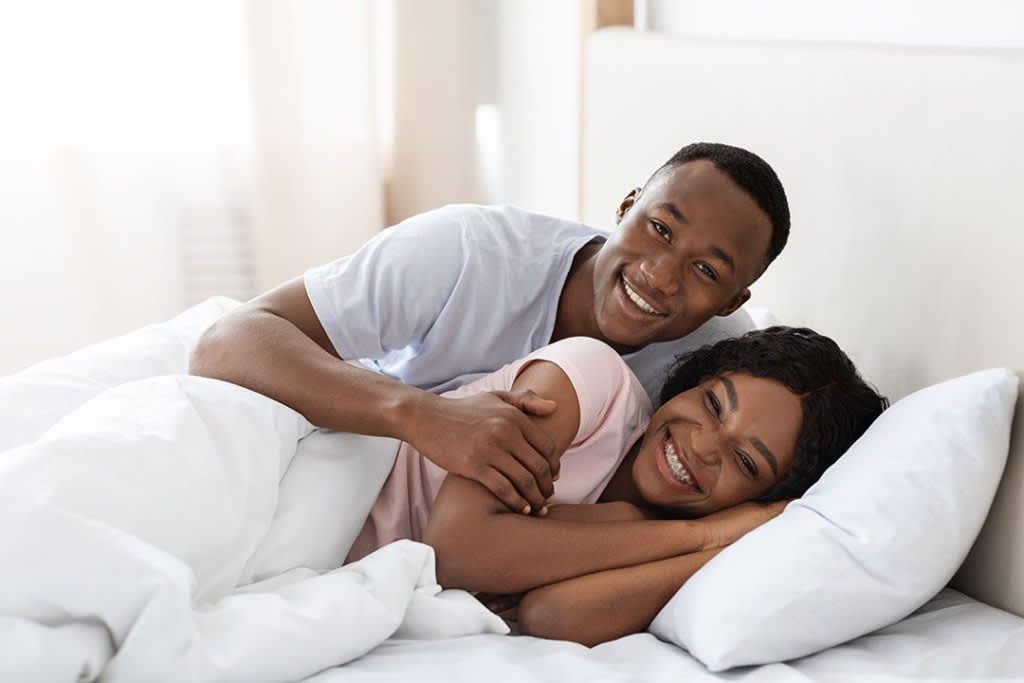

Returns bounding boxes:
[422,203,603,252]
[625,308,758,402]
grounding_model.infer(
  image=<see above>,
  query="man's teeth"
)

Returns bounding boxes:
[664,438,696,488]
[622,278,661,315]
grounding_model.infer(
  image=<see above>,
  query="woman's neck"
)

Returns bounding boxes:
[598,437,646,505]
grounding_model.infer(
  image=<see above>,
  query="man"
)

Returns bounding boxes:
[190,142,789,517]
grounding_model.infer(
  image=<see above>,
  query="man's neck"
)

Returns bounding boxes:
[550,241,602,344]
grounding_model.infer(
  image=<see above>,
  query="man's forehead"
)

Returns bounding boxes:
[643,160,773,275]
[646,159,738,201]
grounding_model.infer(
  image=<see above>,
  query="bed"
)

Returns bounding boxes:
[3,28,1024,682]
[329,27,1024,680]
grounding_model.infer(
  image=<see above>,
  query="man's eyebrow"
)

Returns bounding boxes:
[750,437,779,477]
[652,201,687,224]
[721,376,738,411]
[708,245,736,273]
[652,202,737,273]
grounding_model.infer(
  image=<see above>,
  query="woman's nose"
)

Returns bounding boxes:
[690,427,724,467]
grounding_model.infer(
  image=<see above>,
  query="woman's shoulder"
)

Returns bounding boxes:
[522,337,651,443]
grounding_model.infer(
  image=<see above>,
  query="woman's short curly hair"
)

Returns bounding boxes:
[658,326,888,501]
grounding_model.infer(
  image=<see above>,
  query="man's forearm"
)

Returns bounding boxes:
[517,547,724,646]
[189,308,428,440]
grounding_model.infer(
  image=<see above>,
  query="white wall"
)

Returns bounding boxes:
[488,1,581,220]
[387,0,582,224]
[646,0,1024,48]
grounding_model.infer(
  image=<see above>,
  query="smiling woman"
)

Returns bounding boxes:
[424,326,887,646]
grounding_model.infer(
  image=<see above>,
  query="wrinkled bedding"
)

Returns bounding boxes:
[3,298,1023,683]
[0,299,505,682]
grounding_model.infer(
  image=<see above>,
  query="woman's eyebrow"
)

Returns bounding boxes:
[750,437,779,477]
[721,376,738,411]
[721,376,779,476]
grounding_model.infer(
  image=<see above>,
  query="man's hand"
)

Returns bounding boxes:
[406,390,559,515]
[697,499,790,551]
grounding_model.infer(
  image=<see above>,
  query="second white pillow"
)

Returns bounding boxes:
[649,368,1019,670]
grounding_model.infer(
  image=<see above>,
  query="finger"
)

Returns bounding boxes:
[489,597,522,614]
[478,465,533,514]
[511,412,560,478]
[492,455,548,513]
[517,391,558,416]
[492,389,557,416]
[508,439,555,499]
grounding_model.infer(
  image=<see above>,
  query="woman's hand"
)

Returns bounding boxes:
[697,499,790,550]
[475,591,524,620]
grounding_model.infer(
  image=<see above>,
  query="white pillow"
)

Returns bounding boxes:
[649,368,1019,670]
[743,306,781,329]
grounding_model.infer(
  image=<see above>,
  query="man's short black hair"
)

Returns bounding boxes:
[650,142,790,267]
[659,326,888,501]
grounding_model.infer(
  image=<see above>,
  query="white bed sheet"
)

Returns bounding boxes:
[5,299,1023,681]
[311,589,1024,682]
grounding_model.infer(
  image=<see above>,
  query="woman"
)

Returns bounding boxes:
[346,327,888,645]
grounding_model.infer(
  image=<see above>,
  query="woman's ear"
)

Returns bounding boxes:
[614,187,642,224]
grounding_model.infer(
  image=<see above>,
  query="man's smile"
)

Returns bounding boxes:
[619,273,667,318]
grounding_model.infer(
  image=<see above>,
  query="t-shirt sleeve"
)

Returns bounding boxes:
[518,337,648,447]
[302,205,472,361]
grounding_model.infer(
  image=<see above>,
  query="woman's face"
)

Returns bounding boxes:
[632,372,803,516]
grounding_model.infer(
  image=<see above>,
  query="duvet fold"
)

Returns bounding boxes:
[0,373,506,682]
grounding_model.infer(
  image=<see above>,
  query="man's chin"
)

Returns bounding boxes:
[597,322,660,352]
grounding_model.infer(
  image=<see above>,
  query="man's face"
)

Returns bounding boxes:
[590,160,773,349]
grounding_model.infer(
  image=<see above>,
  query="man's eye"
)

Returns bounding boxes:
[696,262,719,281]
[651,221,671,242]
[737,451,758,477]
[705,390,721,419]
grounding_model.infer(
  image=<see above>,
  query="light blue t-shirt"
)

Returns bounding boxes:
[303,204,754,403]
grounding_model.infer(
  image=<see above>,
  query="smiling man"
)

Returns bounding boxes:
[190,142,790,517]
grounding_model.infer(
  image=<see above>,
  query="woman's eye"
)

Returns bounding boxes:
[651,221,671,242]
[696,262,719,281]
[737,451,758,477]
[705,390,721,419]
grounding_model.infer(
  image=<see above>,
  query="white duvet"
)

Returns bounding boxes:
[0,298,506,683]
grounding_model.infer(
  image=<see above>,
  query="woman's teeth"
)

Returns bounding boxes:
[664,437,696,489]
[622,277,662,316]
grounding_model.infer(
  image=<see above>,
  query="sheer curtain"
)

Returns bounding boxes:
[0,0,593,375]
[0,1,385,374]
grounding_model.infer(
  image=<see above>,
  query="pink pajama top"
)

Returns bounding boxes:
[346,337,653,563]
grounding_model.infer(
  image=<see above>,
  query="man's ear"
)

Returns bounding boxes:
[614,187,642,224]
[717,288,751,317]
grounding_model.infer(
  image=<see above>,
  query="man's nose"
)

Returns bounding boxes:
[639,255,680,296]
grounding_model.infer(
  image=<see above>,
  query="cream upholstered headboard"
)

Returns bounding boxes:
[582,28,1024,617]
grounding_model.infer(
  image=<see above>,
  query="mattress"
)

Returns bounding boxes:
[4,298,1022,681]
[315,589,1024,681]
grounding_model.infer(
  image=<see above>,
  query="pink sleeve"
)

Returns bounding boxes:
[512,337,647,446]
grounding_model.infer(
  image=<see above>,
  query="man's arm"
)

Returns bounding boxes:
[516,547,725,646]
[189,278,558,514]
[424,358,713,594]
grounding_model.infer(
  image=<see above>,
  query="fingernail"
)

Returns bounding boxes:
[522,504,532,515]
[553,474,560,482]
[539,506,549,517]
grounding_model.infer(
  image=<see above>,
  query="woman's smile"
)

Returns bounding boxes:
[655,427,702,494]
